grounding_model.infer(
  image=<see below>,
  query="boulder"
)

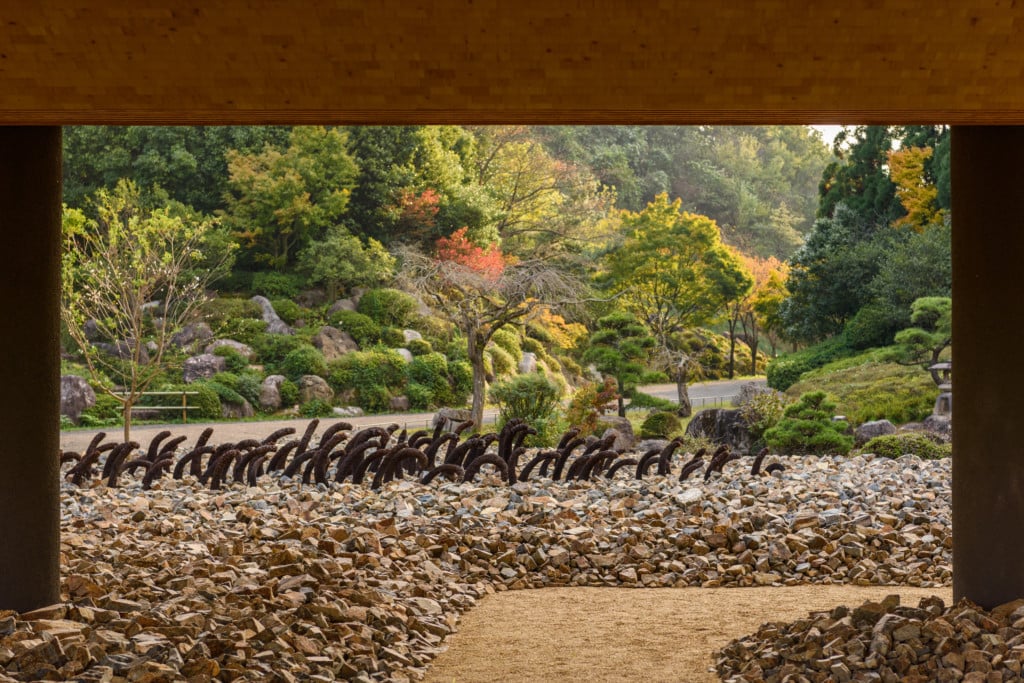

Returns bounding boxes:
[296,289,327,308]
[395,348,414,363]
[183,354,226,384]
[402,329,423,343]
[95,339,150,365]
[734,381,773,407]
[596,415,635,452]
[389,395,411,412]
[60,375,95,424]
[298,375,333,404]
[327,298,357,315]
[518,352,538,374]
[854,419,897,446]
[634,438,670,454]
[685,408,754,455]
[250,295,294,335]
[259,375,287,411]
[204,339,255,360]
[221,399,255,419]
[923,414,952,441]
[434,408,472,431]
[83,318,101,341]
[333,406,365,418]
[311,326,359,361]
[171,322,213,349]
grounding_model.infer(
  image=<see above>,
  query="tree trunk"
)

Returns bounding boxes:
[749,336,759,376]
[676,377,692,417]
[468,334,487,430]
[617,378,626,418]
[727,315,738,379]
[122,400,133,443]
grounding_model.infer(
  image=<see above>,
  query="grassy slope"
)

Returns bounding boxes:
[786,348,939,426]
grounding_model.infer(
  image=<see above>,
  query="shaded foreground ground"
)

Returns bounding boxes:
[425,586,953,683]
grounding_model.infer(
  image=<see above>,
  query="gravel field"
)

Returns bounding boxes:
[2,436,956,681]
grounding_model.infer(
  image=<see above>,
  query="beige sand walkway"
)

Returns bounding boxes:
[425,586,953,683]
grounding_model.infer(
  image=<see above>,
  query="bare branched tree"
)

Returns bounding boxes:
[397,245,584,428]
[62,180,230,441]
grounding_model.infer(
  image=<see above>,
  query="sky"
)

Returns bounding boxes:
[811,124,844,146]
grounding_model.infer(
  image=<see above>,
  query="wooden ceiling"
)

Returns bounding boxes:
[3,1,1023,125]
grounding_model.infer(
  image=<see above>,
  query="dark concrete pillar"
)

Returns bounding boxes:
[0,127,61,611]
[952,127,1024,609]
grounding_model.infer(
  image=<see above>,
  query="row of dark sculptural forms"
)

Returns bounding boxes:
[60,417,786,492]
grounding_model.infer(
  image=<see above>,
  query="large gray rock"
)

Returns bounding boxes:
[734,381,773,407]
[685,408,754,455]
[311,326,359,361]
[296,289,327,308]
[395,348,414,363]
[60,375,95,424]
[183,353,226,383]
[221,398,255,419]
[328,298,357,315]
[402,329,423,343]
[298,375,333,404]
[389,395,411,412]
[95,339,150,365]
[204,339,255,360]
[434,408,472,431]
[923,414,952,441]
[854,419,897,446]
[171,322,214,349]
[518,352,538,374]
[596,415,635,452]
[259,374,287,411]
[250,295,294,335]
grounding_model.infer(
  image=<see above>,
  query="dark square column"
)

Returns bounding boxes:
[0,127,61,611]
[952,126,1024,608]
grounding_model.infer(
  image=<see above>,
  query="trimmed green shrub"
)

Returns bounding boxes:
[236,372,263,407]
[252,271,301,298]
[212,346,249,373]
[862,433,951,460]
[280,346,328,381]
[215,318,267,347]
[449,361,473,404]
[408,339,433,356]
[521,337,545,355]
[251,334,305,371]
[299,398,334,418]
[491,327,523,362]
[490,373,563,445]
[356,288,418,328]
[189,383,223,419]
[270,298,304,326]
[327,349,407,394]
[204,380,246,407]
[381,327,406,348]
[329,310,382,347]
[764,391,854,455]
[487,345,516,377]
[356,384,391,413]
[79,393,123,427]
[640,410,682,439]
[279,379,299,407]
[211,372,240,390]
[406,382,434,410]
[201,297,263,325]
[408,351,448,395]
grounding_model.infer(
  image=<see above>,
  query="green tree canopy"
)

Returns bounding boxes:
[582,312,656,417]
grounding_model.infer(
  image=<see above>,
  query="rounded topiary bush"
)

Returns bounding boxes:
[270,298,305,326]
[487,345,516,378]
[491,327,523,363]
[640,410,682,438]
[251,271,301,298]
[279,378,299,407]
[764,390,854,455]
[212,346,249,373]
[327,349,407,395]
[280,346,328,381]
[189,383,222,419]
[299,398,334,418]
[356,288,419,328]
[406,382,434,410]
[329,310,382,347]
[356,384,391,413]
[235,372,263,407]
[407,338,433,356]
[863,432,951,460]
[252,334,305,371]
[381,327,406,348]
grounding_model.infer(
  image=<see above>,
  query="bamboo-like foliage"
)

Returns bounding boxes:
[62,179,231,441]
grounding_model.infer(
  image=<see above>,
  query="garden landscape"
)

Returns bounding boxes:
[13,122,971,681]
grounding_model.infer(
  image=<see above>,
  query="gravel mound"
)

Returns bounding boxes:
[1,451,949,681]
